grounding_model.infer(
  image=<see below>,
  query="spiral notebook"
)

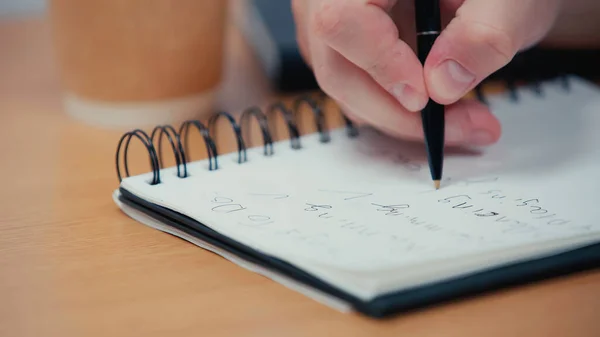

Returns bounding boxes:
[113,76,600,318]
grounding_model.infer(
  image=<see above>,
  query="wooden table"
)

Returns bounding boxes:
[1,13,599,337]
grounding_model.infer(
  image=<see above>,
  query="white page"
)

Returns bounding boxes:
[117,76,600,298]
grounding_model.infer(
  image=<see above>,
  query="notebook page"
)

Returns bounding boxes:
[118,76,600,297]
[112,190,354,312]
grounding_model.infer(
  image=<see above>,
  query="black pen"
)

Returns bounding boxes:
[414,0,444,189]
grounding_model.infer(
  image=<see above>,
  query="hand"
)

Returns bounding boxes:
[292,0,563,146]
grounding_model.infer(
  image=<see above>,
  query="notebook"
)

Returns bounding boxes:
[113,76,600,318]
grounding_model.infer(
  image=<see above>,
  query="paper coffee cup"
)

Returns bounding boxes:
[49,0,228,128]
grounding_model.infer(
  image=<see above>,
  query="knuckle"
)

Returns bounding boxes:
[313,61,351,103]
[311,1,345,39]
[364,43,399,84]
[313,63,339,95]
[364,53,391,82]
[461,19,517,64]
[355,18,400,83]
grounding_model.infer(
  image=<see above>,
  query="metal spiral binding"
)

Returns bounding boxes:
[116,76,571,185]
[267,102,301,149]
[293,95,330,143]
[150,125,187,179]
[208,111,248,164]
[240,106,274,157]
[116,129,162,185]
[115,94,359,184]
[179,119,218,171]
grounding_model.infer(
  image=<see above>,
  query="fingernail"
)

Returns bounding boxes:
[391,84,426,112]
[431,60,475,100]
[469,130,495,146]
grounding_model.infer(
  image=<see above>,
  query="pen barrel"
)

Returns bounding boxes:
[414,0,441,64]
[414,0,441,33]
[418,32,445,181]
[415,0,444,182]
[421,101,445,181]
[416,33,439,65]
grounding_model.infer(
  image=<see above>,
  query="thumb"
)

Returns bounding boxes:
[425,0,563,104]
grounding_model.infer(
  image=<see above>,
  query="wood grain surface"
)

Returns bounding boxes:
[1,11,599,337]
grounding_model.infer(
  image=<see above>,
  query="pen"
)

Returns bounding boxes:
[414,0,445,189]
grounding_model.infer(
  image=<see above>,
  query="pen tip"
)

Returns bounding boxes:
[434,180,441,190]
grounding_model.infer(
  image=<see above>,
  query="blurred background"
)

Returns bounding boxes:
[0,0,45,15]
[0,0,326,129]
[0,2,599,336]
[3,0,599,126]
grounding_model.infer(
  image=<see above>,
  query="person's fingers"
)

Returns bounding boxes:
[308,34,501,147]
[310,0,428,112]
[343,95,502,147]
[426,0,563,104]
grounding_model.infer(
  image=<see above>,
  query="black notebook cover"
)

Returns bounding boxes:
[118,187,600,318]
